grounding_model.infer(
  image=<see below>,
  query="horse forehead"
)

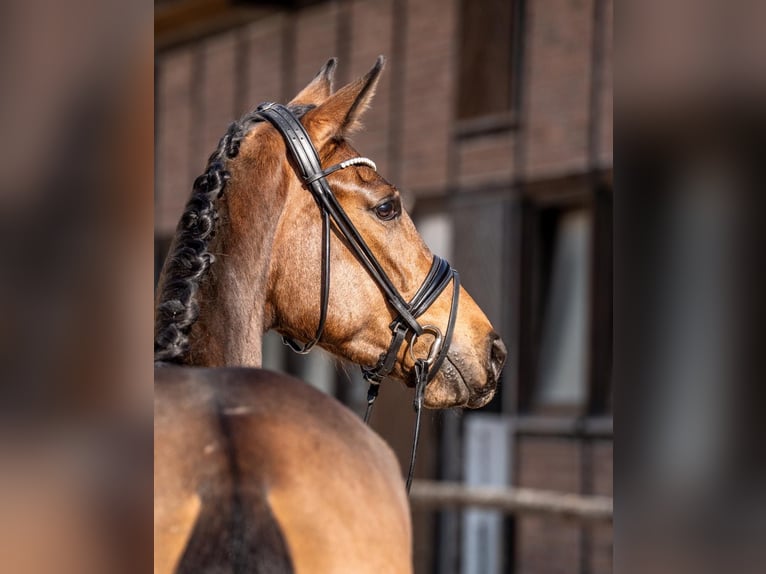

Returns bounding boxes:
[321,139,358,162]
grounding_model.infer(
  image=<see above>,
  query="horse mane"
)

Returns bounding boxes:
[154,104,316,366]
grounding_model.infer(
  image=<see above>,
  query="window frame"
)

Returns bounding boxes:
[516,174,612,416]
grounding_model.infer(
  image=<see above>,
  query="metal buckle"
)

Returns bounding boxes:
[409,324,443,367]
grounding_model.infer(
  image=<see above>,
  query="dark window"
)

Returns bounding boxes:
[517,179,613,415]
[534,207,593,411]
[457,0,519,122]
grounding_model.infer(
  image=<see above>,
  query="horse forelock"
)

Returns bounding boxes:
[154,104,316,366]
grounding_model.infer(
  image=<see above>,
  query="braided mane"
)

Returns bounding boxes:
[154,104,315,366]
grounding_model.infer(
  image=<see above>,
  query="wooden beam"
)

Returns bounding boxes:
[409,480,613,523]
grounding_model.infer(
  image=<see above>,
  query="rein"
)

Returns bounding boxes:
[256,102,460,493]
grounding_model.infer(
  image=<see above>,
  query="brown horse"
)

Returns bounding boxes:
[155,57,506,573]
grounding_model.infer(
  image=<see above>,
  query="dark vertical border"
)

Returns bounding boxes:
[508,2,528,571]
[517,198,539,413]
[584,1,609,570]
[589,183,613,415]
[513,0,533,414]
[506,0,528,414]
[587,0,612,416]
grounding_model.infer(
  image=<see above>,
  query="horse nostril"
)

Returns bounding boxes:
[489,334,507,382]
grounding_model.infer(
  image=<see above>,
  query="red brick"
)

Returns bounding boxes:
[243,14,286,110]
[457,133,516,188]
[156,47,194,235]
[201,33,237,155]
[400,0,457,192]
[525,0,594,178]
[348,0,394,176]
[293,2,340,97]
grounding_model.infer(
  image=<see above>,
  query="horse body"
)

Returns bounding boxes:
[155,367,412,574]
[155,57,506,572]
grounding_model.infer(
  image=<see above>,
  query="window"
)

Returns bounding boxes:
[457,0,520,125]
[534,208,592,409]
[517,179,613,415]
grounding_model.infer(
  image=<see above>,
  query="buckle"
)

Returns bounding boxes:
[409,325,443,367]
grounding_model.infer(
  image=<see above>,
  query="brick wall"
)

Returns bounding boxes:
[293,3,341,95]
[598,0,613,168]
[242,15,286,106]
[457,133,517,188]
[524,0,594,178]
[348,0,394,176]
[155,0,613,571]
[515,437,613,574]
[156,49,194,235]
[516,438,582,573]
[400,0,457,192]
[155,0,612,222]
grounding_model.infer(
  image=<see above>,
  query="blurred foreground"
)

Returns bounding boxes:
[620,0,766,572]
[0,1,154,571]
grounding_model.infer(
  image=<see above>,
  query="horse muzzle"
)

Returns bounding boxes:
[424,332,506,409]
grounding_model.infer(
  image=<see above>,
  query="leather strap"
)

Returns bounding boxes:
[258,103,426,335]
[255,102,462,491]
[361,256,457,385]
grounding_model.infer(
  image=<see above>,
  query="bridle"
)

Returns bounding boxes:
[256,102,460,492]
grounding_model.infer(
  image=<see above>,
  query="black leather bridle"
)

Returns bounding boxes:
[256,102,460,492]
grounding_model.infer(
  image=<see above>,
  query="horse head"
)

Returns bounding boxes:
[156,57,506,409]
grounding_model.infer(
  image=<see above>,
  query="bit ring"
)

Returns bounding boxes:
[409,325,444,366]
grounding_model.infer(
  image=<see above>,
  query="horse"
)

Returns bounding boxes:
[154,56,507,573]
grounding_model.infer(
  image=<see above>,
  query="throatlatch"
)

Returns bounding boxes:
[256,102,460,493]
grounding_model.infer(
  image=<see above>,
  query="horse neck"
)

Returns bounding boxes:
[189,173,287,367]
[153,135,288,368]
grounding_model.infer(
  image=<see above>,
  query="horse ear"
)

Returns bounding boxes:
[289,57,338,106]
[304,55,385,146]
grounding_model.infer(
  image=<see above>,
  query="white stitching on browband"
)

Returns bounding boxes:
[339,157,377,172]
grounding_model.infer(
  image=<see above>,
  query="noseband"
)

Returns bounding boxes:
[256,103,460,492]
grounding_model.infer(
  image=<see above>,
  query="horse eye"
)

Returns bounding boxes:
[374,200,399,221]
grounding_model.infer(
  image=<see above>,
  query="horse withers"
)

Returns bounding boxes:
[155,56,506,573]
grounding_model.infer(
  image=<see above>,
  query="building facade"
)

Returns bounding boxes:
[155,0,613,572]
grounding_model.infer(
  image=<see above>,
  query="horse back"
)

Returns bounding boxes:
[155,367,412,574]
